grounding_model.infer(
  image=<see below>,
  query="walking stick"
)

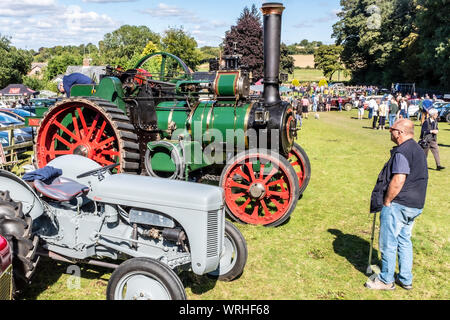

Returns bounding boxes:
[366,212,381,275]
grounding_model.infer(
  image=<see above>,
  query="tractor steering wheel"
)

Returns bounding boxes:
[77,163,119,179]
[134,52,192,83]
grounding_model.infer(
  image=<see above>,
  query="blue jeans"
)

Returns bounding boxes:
[378,202,422,285]
[389,114,396,128]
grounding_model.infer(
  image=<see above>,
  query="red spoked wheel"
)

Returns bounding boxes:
[287,142,311,196]
[35,98,140,173]
[220,149,300,227]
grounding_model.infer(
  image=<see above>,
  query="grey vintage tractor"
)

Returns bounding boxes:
[0,155,247,300]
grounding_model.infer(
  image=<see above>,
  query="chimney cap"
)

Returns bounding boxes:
[261,2,285,15]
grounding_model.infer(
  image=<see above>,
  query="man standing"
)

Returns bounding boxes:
[371,98,380,129]
[58,73,95,98]
[421,95,433,124]
[366,119,428,290]
[421,108,445,171]
[388,98,399,128]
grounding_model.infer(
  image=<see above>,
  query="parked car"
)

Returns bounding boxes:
[0,109,36,122]
[0,235,13,300]
[0,113,33,144]
[407,99,421,118]
[442,106,450,123]
[436,103,450,122]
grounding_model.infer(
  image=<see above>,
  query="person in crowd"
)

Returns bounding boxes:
[400,98,408,119]
[312,94,318,113]
[58,73,95,98]
[420,108,445,171]
[366,119,429,290]
[369,96,378,120]
[389,98,400,128]
[378,99,388,130]
[301,95,310,120]
[338,96,343,112]
[421,95,433,125]
[357,95,366,120]
[326,95,332,112]
[372,99,380,129]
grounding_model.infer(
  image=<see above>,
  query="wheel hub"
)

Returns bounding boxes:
[249,182,266,199]
[73,144,90,157]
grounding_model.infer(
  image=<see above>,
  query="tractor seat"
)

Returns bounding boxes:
[34,177,90,202]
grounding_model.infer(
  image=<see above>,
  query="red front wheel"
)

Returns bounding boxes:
[287,143,311,196]
[220,149,300,227]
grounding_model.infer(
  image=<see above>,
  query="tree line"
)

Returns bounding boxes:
[332,0,449,90]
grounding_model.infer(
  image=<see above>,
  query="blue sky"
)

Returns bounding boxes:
[0,0,341,50]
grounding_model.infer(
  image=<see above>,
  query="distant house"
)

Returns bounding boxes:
[28,62,48,79]
[65,58,106,83]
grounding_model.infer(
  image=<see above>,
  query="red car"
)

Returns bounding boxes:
[0,235,13,300]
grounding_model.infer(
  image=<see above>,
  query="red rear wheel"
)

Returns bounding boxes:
[287,143,311,195]
[35,98,140,173]
[220,149,300,227]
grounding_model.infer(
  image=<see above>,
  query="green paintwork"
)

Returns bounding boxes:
[215,73,238,96]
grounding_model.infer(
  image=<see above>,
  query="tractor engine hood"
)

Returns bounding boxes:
[46,155,224,212]
[95,174,224,212]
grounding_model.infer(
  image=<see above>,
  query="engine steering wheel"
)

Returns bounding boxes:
[77,163,119,179]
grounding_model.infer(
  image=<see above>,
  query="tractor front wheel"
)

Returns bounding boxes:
[220,149,300,227]
[107,257,186,300]
[208,221,247,282]
[287,143,311,196]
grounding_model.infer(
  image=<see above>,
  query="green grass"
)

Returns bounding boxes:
[20,111,449,300]
[288,68,351,83]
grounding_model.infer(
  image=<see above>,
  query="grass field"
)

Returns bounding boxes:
[20,111,449,300]
[289,68,351,83]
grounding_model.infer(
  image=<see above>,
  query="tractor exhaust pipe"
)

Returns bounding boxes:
[261,2,285,106]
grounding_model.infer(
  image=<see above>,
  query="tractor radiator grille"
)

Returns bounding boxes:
[0,265,13,300]
[206,212,219,258]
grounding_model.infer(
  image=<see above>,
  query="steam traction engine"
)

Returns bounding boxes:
[33,3,311,227]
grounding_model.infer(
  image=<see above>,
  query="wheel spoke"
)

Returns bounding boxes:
[268,190,290,200]
[97,136,116,148]
[96,121,107,143]
[54,134,73,148]
[263,167,278,184]
[251,204,260,218]
[86,114,100,141]
[234,167,251,183]
[259,163,265,179]
[93,156,115,166]
[229,192,246,202]
[76,108,89,134]
[228,180,250,191]
[267,178,285,188]
[71,111,81,140]
[53,120,80,142]
[239,198,252,211]
[260,200,271,217]
[270,198,284,211]
[245,162,257,182]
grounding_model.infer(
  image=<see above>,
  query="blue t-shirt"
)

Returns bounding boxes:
[422,99,433,111]
[62,73,94,97]
[392,153,410,175]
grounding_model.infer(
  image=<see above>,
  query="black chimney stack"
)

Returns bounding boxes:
[261,2,285,106]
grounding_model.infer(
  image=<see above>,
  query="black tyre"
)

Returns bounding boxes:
[446,113,450,123]
[107,257,187,300]
[288,143,311,196]
[208,221,248,282]
[344,103,353,111]
[0,191,39,295]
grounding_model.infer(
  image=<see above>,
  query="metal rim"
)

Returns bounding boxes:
[209,231,238,277]
[114,271,172,300]
[287,145,308,190]
[222,153,296,225]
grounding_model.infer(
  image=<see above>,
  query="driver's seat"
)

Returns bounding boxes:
[34,177,89,202]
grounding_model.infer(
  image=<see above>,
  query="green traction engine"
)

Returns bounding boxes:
[32,2,311,227]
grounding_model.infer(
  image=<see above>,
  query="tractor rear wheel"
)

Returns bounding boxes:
[35,98,140,173]
[0,191,39,295]
[345,103,353,112]
[287,143,311,196]
[220,149,300,227]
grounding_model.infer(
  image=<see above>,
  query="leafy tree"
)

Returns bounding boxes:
[0,35,32,88]
[280,43,295,74]
[161,27,202,71]
[45,53,83,80]
[314,45,346,81]
[101,25,160,67]
[223,4,264,81]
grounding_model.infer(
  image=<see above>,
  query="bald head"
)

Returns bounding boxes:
[390,119,415,145]
[396,119,415,136]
